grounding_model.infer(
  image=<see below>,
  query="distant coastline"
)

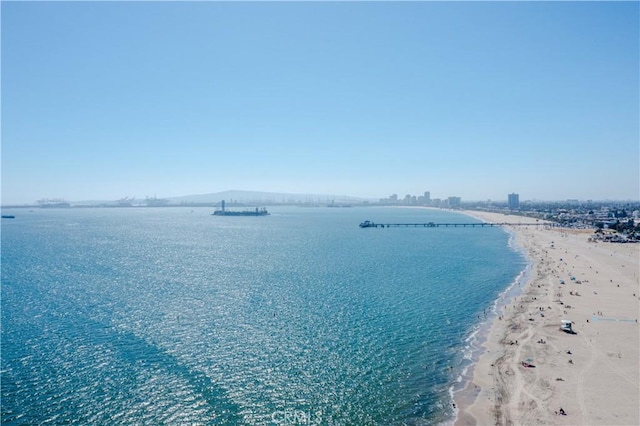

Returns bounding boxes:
[4,190,639,211]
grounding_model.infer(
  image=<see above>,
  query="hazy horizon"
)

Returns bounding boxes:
[3,2,639,205]
[3,188,639,207]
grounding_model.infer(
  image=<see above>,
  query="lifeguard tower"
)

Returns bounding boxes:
[560,320,575,334]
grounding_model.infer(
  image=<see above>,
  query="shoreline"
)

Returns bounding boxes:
[448,210,534,425]
[452,210,640,425]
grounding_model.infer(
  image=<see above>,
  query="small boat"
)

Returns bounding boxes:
[359,220,375,228]
[1,215,15,219]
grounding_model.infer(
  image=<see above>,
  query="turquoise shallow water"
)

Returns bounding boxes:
[1,206,525,425]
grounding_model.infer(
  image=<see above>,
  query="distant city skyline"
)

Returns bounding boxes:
[4,189,637,208]
[2,2,638,205]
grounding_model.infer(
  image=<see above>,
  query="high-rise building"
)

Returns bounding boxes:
[447,196,461,209]
[508,193,520,210]
[424,191,431,205]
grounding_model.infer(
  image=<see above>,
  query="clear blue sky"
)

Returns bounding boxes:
[2,1,638,204]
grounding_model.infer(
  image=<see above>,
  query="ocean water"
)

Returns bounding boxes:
[1,206,526,425]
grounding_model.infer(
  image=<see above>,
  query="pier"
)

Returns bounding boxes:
[359,220,554,228]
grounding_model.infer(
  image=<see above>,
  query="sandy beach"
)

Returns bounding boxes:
[455,211,640,426]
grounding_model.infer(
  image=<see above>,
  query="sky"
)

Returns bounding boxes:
[2,1,638,204]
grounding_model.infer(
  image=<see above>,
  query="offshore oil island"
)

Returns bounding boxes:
[212,200,269,216]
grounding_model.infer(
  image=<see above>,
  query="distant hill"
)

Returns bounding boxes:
[9,190,376,207]
[167,190,374,205]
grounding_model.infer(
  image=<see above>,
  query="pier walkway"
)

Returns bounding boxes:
[359,220,554,229]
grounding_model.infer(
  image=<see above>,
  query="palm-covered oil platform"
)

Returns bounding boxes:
[359,220,551,228]
[212,200,269,216]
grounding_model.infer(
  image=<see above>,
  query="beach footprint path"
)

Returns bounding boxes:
[510,327,545,423]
